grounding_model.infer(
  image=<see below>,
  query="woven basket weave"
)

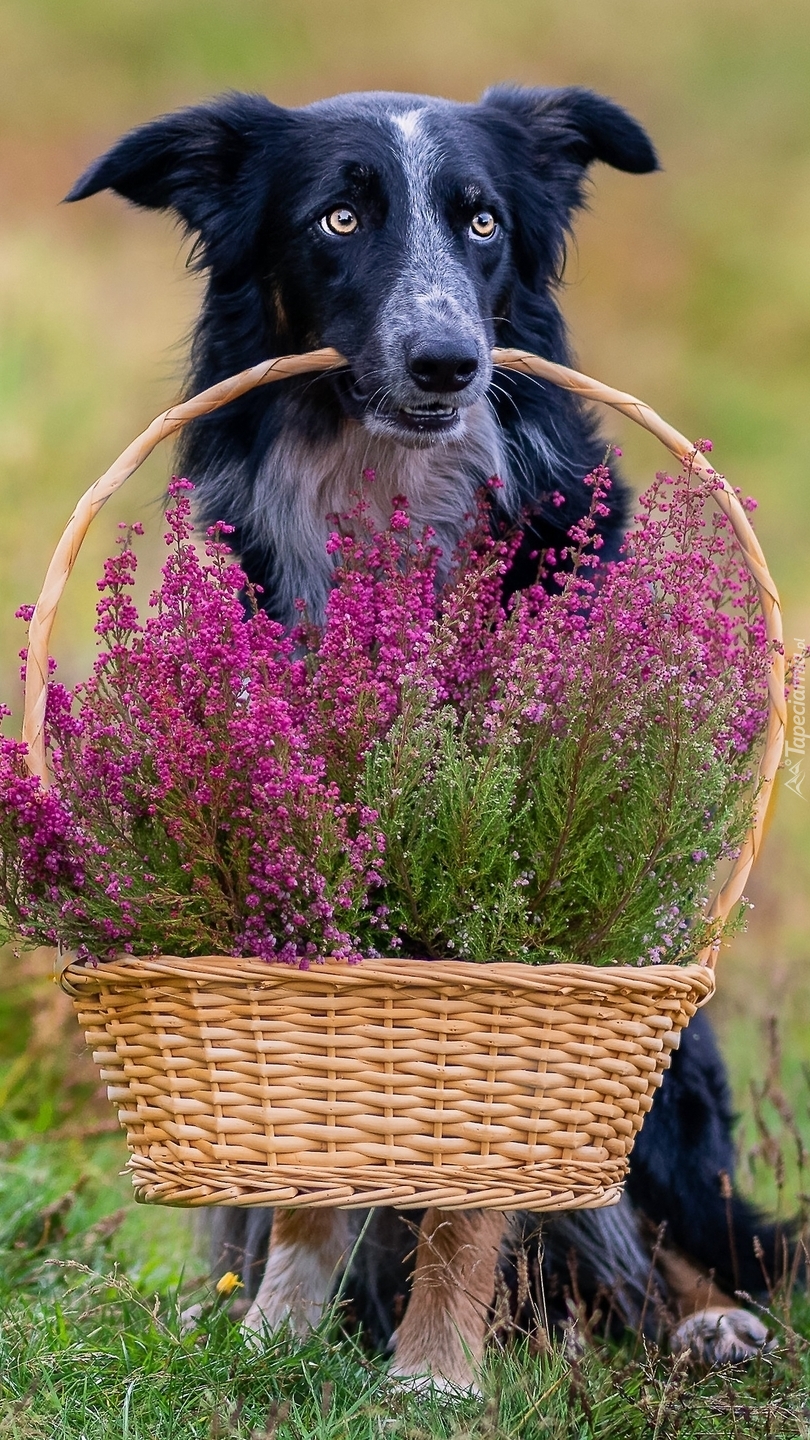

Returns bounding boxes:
[25,348,785,1211]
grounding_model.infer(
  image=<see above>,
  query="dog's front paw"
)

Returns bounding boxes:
[179,1301,204,1336]
[671,1307,775,1366]
[386,1322,483,1398]
[386,1319,482,1397]
[241,1294,313,1344]
[387,1355,482,1399]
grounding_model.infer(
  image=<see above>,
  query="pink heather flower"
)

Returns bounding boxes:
[0,456,772,969]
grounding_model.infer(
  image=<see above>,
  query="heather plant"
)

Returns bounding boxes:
[360,456,771,964]
[0,483,385,965]
[0,455,771,968]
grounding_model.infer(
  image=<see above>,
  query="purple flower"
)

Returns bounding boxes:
[0,459,772,968]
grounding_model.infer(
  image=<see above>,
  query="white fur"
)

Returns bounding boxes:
[248,400,512,625]
[390,105,444,275]
[671,1307,775,1364]
[392,108,424,142]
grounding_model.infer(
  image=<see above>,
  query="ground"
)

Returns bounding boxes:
[1,949,809,1438]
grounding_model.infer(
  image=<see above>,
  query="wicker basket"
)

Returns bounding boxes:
[24,348,785,1211]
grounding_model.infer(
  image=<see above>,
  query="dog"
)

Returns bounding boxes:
[68,83,784,1388]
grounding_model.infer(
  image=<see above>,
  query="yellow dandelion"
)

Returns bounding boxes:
[215,1271,244,1297]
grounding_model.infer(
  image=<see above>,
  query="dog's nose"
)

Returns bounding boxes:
[406,340,479,393]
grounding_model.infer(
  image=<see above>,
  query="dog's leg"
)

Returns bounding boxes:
[243,1207,351,1340]
[388,1208,507,1392]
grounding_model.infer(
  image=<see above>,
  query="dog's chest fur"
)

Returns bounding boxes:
[249,399,511,623]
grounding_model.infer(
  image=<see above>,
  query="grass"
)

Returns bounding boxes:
[2,1132,810,1438]
[2,949,810,1437]
[0,1144,808,1440]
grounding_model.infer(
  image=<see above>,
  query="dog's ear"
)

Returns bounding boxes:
[65,94,289,262]
[481,85,658,177]
[479,86,657,282]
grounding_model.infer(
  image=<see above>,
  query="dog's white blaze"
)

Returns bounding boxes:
[387,101,486,365]
[390,105,449,277]
[392,108,423,141]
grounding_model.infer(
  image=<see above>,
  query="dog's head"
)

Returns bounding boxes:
[67,86,656,449]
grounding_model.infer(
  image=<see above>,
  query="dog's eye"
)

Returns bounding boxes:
[320,207,359,236]
[469,211,497,240]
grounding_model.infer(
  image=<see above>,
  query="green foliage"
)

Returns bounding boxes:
[363,688,754,966]
[362,699,531,961]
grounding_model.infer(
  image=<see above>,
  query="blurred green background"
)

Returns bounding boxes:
[1,0,809,1236]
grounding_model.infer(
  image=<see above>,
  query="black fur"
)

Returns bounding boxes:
[67,85,656,621]
[628,1008,786,1298]
[69,84,783,1346]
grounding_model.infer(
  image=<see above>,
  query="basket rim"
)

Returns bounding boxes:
[59,950,716,1003]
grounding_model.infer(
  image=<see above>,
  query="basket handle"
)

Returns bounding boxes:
[22,346,785,968]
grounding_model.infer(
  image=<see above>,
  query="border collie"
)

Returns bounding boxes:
[68,83,782,1387]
